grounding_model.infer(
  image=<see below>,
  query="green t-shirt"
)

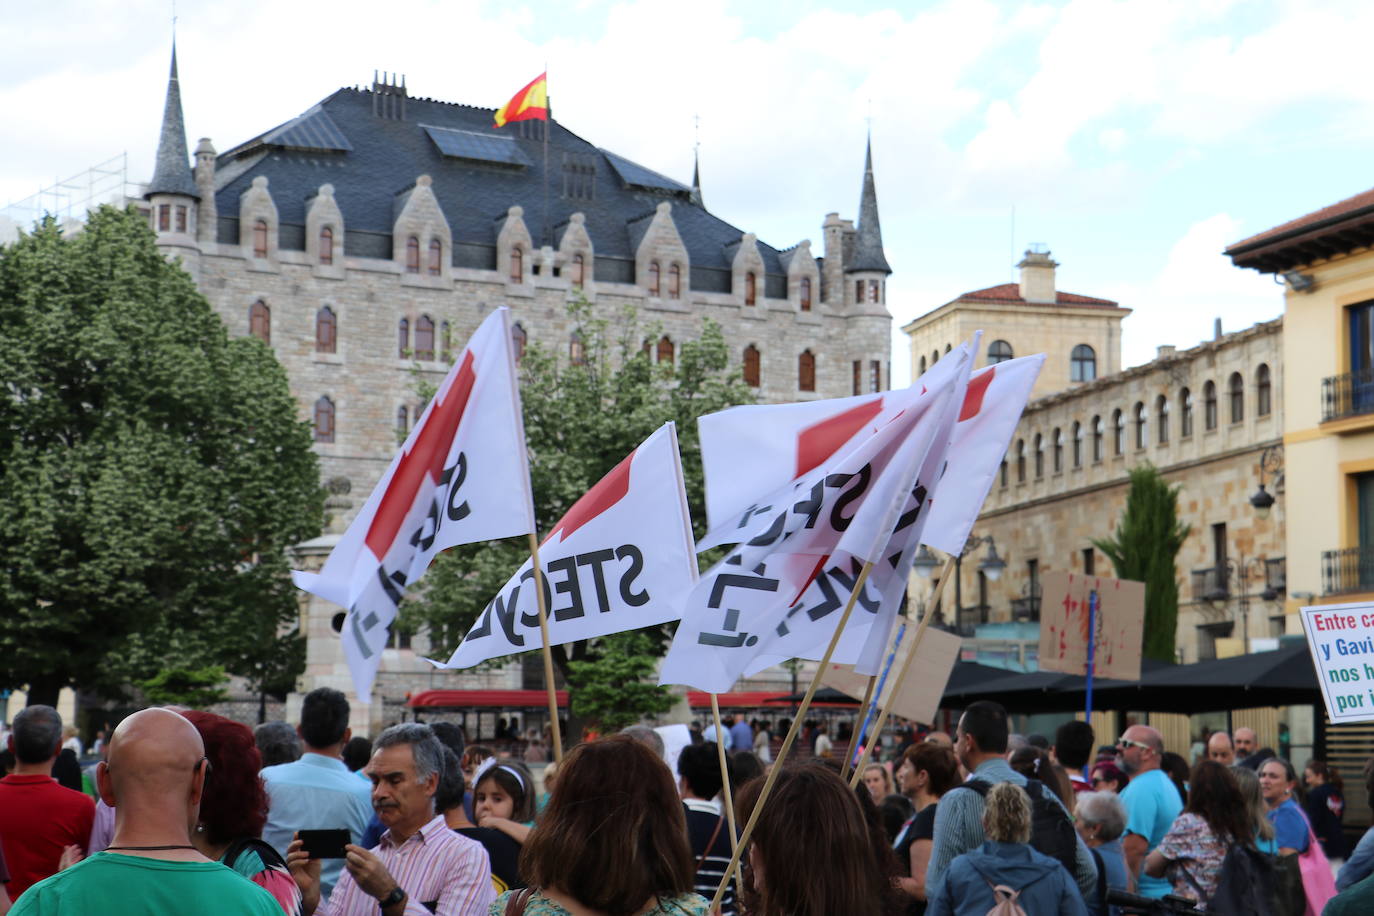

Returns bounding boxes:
[11,852,282,915]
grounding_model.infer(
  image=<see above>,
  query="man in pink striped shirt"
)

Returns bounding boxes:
[288,724,494,916]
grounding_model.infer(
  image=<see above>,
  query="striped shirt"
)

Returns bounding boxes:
[683,799,735,916]
[320,815,495,916]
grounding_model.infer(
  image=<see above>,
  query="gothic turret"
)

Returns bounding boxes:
[690,149,704,208]
[146,44,200,261]
[844,136,891,315]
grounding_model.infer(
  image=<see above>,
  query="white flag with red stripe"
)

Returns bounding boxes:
[292,308,535,702]
[430,423,697,669]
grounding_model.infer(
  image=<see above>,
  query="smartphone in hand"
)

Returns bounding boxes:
[298,829,351,859]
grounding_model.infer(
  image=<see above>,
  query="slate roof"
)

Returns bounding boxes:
[847,136,890,274]
[147,45,199,199]
[956,283,1120,308]
[214,87,791,273]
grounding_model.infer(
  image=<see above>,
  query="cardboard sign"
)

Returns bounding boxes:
[822,625,962,725]
[1299,602,1374,724]
[1037,571,1144,682]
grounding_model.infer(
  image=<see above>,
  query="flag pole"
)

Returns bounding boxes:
[541,64,550,249]
[840,675,877,782]
[527,531,564,763]
[710,560,875,912]
[847,556,956,789]
[709,694,739,855]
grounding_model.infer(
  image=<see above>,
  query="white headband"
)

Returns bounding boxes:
[473,758,526,794]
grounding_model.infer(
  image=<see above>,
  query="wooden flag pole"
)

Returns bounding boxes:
[527,532,564,763]
[847,556,956,789]
[710,560,876,912]
[709,694,739,855]
[840,674,878,782]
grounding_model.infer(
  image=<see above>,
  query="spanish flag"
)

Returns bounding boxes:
[493,72,548,128]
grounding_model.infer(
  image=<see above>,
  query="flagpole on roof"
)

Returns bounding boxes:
[542,61,550,249]
[710,559,878,912]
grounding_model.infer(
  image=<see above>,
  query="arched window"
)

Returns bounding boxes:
[396,405,408,437]
[397,318,409,358]
[648,261,660,296]
[1092,415,1104,462]
[314,396,335,443]
[919,356,927,375]
[1000,459,1008,488]
[1228,372,1244,423]
[319,226,334,266]
[931,350,940,365]
[988,340,1013,364]
[1113,408,1125,455]
[1052,428,1064,473]
[1016,439,1026,482]
[415,315,435,361]
[249,300,271,343]
[510,247,523,283]
[253,219,269,258]
[1204,380,1218,430]
[798,350,816,392]
[1134,402,1147,449]
[1034,434,1044,478]
[1071,344,1097,382]
[440,321,452,362]
[1180,388,1193,437]
[569,329,586,366]
[657,335,674,365]
[800,277,812,312]
[743,345,760,388]
[1256,364,1272,416]
[428,239,442,276]
[512,322,528,364]
[945,343,952,354]
[1072,421,1083,468]
[1156,395,1170,445]
[745,272,757,306]
[315,306,336,354]
[668,263,681,299]
[571,253,585,288]
[405,236,420,274]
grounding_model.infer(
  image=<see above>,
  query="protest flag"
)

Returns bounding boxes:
[430,422,697,668]
[292,308,534,703]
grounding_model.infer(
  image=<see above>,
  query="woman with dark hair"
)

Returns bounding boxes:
[1304,759,1347,861]
[734,762,887,916]
[1008,745,1074,811]
[1144,759,1252,905]
[893,743,960,914]
[493,735,707,914]
[1160,751,1190,807]
[182,710,302,915]
[1260,757,1310,856]
[730,750,764,790]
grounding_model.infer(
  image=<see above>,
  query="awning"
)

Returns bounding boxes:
[407,689,569,709]
[686,691,789,708]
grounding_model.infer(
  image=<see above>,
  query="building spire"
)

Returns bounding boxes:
[146,41,199,199]
[847,132,890,274]
[690,146,704,208]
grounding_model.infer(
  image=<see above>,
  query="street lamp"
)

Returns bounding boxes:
[1249,444,1284,521]
[911,536,1005,633]
[1204,555,1277,652]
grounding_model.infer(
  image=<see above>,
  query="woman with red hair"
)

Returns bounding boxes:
[182,710,302,915]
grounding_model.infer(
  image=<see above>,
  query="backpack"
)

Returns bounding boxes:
[984,880,1028,916]
[962,778,1079,878]
[1179,844,1278,916]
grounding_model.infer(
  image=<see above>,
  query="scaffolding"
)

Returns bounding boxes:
[1,153,140,233]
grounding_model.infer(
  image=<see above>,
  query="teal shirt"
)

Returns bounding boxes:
[1120,769,1184,899]
[11,852,281,915]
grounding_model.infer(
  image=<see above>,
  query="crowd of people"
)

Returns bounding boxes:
[4,695,1374,914]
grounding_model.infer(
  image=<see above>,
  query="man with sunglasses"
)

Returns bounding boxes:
[1116,725,1180,900]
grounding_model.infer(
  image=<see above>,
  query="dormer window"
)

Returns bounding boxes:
[745,272,756,306]
[319,227,334,266]
[510,247,523,283]
[648,262,660,297]
[253,220,269,258]
[800,277,812,312]
[405,236,420,274]
[428,240,443,277]
[572,254,585,288]
[668,264,681,300]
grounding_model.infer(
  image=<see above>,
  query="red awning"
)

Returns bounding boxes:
[685,691,789,708]
[407,689,569,709]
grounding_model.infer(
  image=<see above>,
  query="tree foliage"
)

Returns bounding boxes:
[565,631,676,731]
[408,299,754,701]
[1093,464,1191,662]
[0,207,323,705]
[138,665,230,708]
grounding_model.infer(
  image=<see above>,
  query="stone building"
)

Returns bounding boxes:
[138,52,893,728]
[904,255,1286,665]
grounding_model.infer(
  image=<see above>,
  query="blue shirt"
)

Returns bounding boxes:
[1337,826,1374,890]
[1096,838,1129,916]
[728,720,752,752]
[927,841,1089,916]
[1267,798,1310,853]
[262,752,374,899]
[1119,769,1182,899]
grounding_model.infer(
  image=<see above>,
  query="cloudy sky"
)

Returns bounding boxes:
[3,0,1371,379]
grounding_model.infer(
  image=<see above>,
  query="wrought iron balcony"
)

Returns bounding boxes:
[1265,557,1287,594]
[1323,546,1374,596]
[1192,566,1230,602]
[1010,596,1040,621]
[1322,368,1374,422]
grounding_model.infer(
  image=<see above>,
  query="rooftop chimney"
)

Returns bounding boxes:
[1017,244,1058,304]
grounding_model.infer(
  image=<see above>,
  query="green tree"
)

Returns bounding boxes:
[138,665,230,708]
[565,631,676,731]
[408,298,753,713]
[0,207,323,706]
[1093,464,1191,662]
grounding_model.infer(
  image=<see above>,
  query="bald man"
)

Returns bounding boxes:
[1116,725,1182,900]
[10,708,279,915]
[1207,732,1235,766]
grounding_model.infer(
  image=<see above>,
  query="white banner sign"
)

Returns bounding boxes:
[293,308,535,701]
[1300,602,1374,724]
[432,423,697,669]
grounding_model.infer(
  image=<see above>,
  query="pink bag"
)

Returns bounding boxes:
[1297,820,1336,916]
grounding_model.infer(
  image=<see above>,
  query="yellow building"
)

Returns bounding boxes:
[1227,190,1374,612]
[902,247,1131,400]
